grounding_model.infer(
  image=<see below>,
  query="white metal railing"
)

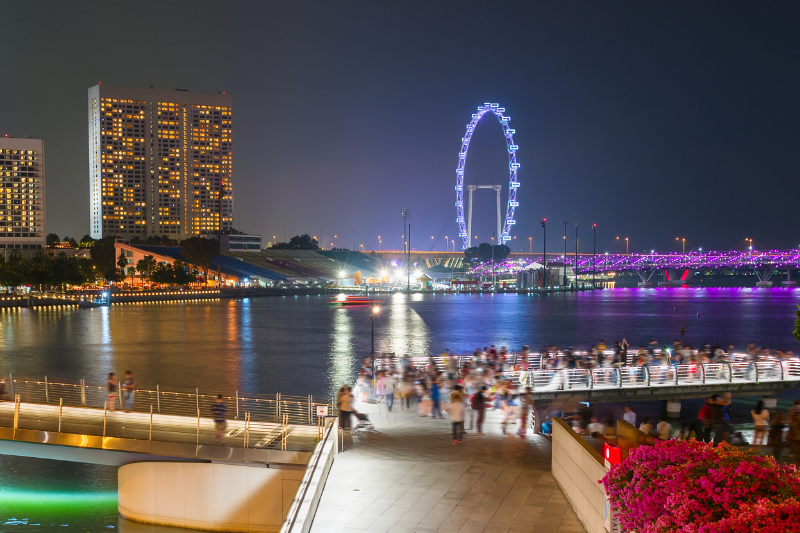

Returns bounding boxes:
[280,417,338,533]
[371,353,800,393]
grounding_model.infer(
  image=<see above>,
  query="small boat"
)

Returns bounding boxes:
[327,295,375,307]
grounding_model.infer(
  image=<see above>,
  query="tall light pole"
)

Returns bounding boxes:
[353,230,356,251]
[562,221,568,286]
[491,232,495,289]
[541,219,547,288]
[370,305,380,377]
[401,208,410,292]
[575,223,579,288]
[370,305,379,356]
[592,223,597,289]
[529,236,532,254]
[625,237,629,255]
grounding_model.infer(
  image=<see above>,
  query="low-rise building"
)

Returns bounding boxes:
[221,234,261,252]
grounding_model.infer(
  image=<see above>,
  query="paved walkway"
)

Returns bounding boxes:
[312,400,585,533]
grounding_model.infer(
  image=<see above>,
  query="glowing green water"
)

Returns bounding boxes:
[0,456,118,531]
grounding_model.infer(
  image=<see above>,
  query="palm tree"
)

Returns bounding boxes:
[135,255,157,286]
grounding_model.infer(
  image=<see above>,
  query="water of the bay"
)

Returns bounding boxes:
[0,288,798,531]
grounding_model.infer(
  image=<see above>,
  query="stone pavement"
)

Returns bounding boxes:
[311,400,586,533]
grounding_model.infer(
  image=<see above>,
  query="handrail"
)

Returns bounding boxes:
[280,417,337,533]
[4,373,331,428]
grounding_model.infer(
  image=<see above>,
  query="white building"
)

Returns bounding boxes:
[221,234,261,252]
[88,84,233,240]
[0,137,46,254]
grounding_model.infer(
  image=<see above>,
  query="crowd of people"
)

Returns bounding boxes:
[337,347,539,444]
[334,341,800,457]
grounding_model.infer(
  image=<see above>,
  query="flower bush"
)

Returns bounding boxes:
[601,439,800,533]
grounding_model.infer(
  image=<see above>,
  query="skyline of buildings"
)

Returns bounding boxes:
[0,136,46,254]
[88,84,233,241]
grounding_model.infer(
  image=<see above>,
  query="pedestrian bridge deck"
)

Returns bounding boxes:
[312,399,585,533]
[375,355,800,402]
[0,375,332,467]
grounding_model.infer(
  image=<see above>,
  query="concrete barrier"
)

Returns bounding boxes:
[552,417,607,533]
[118,462,304,532]
[279,418,338,533]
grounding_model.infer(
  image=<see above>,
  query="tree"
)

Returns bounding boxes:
[46,233,60,247]
[136,255,157,284]
[129,236,143,245]
[271,234,319,250]
[172,260,201,285]
[62,236,78,249]
[90,237,117,280]
[145,234,179,246]
[117,250,129,281]
[150,262,174,284]
[794,301,800,346]
[0,253,26,288]
[29,250,54,286]
[79,235,95,248]
[222,227,245,235]
[181,237,218,281]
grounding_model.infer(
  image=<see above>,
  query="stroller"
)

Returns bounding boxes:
[352,410,375,432]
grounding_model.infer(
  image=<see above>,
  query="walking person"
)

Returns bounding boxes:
[122,370,135,411]
[623,405,636,426]
[518,387,534,436]
[106,372,118,411]
[471,386,487,435]
[768,413,786,460]
[383,373,396,412]
[211,394,227,445]
[337,386,353,432]
[788,411,800,460]
[448,386,465,444]
[751,400,769,447]
[430,377,442,419]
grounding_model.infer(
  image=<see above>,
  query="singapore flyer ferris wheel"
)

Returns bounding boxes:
[455,103,520,251]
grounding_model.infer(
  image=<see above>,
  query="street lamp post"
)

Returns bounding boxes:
[541,219,547,288]
[370,305,380,378]
[575,223,579,288]
[625,237,629,255]
[529,236,532,254]
[562,221,568,286]
[592,223,597,289]
[370,305,379,355]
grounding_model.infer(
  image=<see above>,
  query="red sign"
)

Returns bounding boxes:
[604,442,621,464]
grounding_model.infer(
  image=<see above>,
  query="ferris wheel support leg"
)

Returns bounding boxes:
[496,187,501,242]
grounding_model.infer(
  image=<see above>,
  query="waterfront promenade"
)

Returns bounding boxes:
[312,402,584,533]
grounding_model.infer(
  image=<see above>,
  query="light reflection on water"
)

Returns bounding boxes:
[327,308,354,399]
[0,289,798,532]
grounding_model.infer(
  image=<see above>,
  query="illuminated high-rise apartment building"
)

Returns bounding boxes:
[88,84,233,240]
[0,136,46,253]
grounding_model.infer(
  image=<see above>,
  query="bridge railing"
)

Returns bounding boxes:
[2,374,333,430]
[371,355,800,393]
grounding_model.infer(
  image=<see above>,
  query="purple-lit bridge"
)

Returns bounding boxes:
[469,249,800,286]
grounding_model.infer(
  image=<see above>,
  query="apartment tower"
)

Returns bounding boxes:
[0,136,46,253]
[88,84,233,240]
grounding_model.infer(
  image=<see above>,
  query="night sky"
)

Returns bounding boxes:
[2,1,798,253]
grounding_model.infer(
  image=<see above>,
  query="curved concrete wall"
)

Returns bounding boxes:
[119,462,303,532]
